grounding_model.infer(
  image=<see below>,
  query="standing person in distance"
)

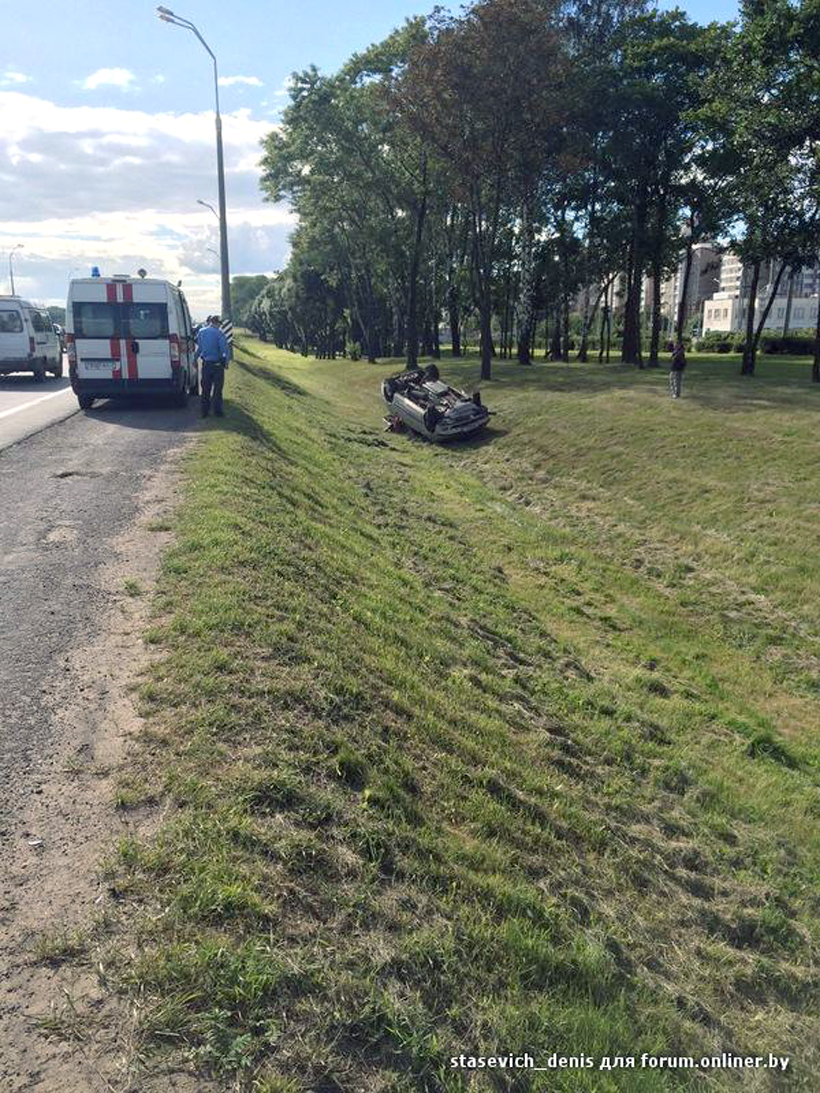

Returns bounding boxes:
[669,340,687,399]
[195,314,229,418]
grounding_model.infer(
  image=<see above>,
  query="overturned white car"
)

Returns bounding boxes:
[381,364,490,442]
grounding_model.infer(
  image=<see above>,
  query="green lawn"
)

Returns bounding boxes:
[69,343,819,1091]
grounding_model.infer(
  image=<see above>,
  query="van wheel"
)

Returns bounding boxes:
[52,359,64,379]
[78,394,95,410]
[172,382,188,408]
[34,362,46,384]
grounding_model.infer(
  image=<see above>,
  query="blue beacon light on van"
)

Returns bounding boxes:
[91,266,100,278]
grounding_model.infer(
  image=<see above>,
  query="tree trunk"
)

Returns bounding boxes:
[550,304,562,360]
[448,282,461,356]
[479,285,493,380]
[621,187,648,365]
[577,283,591,361]
[782,268,795,336]
[561,295,570,361]
[405,193,427,368]
[812,299,820,382]
[675,237,694,343]
[516,197,536,365]
[648,264,662,366]
[741,261,761,375]
[749,261,787,366]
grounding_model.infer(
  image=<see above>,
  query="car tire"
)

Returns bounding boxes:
[172,380,188,408]
[78,394,95,410]
[34,360,47,384]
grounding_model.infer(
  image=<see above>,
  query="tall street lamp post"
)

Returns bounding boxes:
[157,7,232,323]
[9,244,24,295]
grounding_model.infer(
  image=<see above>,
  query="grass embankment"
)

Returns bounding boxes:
[89,344,819,1090]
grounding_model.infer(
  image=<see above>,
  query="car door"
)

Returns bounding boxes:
[28,308,55,361]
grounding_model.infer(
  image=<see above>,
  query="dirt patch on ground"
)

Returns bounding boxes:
[0,440,205,1093]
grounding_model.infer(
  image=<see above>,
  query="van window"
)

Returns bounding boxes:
[0,309,23,333]
[126,303,168,338]
[30,311,47,332]
[73,302,118,338]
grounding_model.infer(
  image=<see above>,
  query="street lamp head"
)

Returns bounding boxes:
[156,5,174,14]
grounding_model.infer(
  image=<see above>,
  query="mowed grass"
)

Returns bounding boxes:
[93,342,819,1091]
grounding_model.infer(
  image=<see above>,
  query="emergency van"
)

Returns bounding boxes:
[0,296,63,381]
[66,275,198,410]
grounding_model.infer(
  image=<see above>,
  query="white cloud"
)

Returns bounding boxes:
[82,67,136,91]
[151,75,166,85]
[0,90,291,312]
[218,75,263,88]
[1,72,31,86]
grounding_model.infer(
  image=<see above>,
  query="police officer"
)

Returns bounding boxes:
[195,314,229,417]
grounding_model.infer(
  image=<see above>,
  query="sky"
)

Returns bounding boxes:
[1,0,739,316]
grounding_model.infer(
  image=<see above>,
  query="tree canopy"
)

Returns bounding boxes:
[250,0,820,379]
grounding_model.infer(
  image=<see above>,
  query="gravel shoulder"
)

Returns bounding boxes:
[0,400,201,1091]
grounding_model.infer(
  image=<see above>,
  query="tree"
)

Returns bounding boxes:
[397,0,570,379]
[231,276,271,326]
[698,0,820,375]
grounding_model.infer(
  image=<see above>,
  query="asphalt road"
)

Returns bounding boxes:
[0,363,78,453]
[0,394,199,825]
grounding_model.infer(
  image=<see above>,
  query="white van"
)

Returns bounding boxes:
[0,296,63,381]
[66,275,198,410]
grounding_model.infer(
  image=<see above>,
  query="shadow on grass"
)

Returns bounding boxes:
[237,357,311,399]
[196,395,292,467]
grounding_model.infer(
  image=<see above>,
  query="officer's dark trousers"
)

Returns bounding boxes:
[201,361,225,416]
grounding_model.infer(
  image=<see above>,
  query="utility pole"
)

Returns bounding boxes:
[157,7,232,324]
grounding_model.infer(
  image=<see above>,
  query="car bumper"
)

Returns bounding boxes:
[0,358,38,373]
[70,376,181,398]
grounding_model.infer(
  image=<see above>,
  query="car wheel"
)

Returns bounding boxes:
[34,360,47,383]
[172,380,188,408]
[78,394,95,410]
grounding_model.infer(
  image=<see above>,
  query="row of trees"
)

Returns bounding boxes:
[248,0,820,379]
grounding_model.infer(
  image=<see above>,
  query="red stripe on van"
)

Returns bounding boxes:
[106,283,117,303]
[110,338,121,380]
[125,338,138,381]
[123,283,133,303]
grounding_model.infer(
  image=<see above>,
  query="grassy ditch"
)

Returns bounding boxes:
[93,342,818,1091]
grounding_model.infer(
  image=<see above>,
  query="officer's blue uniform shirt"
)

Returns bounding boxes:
[196,325,229,362]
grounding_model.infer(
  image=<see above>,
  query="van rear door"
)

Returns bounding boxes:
[73,283,121,381]
[124,291,171,381]
[0,304,28,364]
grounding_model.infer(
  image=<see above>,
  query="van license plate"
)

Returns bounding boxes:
[82,360,113,370]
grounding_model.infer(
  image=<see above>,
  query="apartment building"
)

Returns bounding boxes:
[704,253,820,333]
[703,293,818,333]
